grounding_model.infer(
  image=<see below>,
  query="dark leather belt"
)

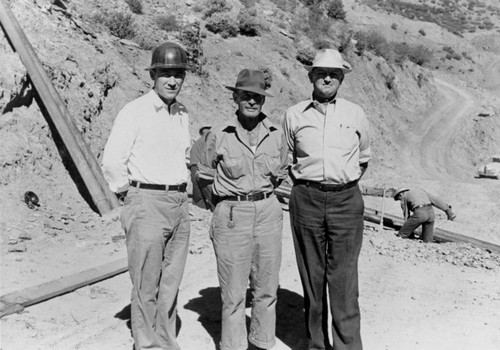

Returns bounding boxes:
[218,192,273,202]
[295,180,358,192]
[413,203,432,210]
[130,180,187,192]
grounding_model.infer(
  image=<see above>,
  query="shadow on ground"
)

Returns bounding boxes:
[184,286,306,350]
[114,304,182,337]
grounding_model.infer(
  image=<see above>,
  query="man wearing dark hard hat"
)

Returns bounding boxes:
[283,49,371,350]
[102,42,191,350]
[394,187,456,242]
[203,69,289,350]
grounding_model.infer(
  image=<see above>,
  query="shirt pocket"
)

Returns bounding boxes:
[219,151,247,179]
[336,123,359,151]
[255,151,281,176]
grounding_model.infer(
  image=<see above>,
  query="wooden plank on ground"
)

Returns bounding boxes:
[364,208,500,254]
[0,257,128,318]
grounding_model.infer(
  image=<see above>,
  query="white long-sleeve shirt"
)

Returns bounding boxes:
[102,90,190,193]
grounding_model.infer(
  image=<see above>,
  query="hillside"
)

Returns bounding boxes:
[1,0,500,349]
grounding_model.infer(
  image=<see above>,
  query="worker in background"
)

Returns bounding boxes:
[102,42,191,350]
[393,187,456,243]
[283,49,370,350]
[204,69,288,350]
[189,125,214,211]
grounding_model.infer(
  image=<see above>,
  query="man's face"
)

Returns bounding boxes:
[309,68,344,100]
[153,68,185,104]
[234,90,265,119]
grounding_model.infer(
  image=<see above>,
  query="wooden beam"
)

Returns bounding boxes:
[364,208,500,254]
[274,186,500,254]
[0,257,128,318]
[0,0,119,214]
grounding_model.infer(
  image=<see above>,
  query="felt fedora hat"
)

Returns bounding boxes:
[305,49,352,73]
[393,187,410,200]
[225,69,273,97]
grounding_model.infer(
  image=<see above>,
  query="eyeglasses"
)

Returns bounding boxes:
[311,69,344,80]
[238,91,265,103]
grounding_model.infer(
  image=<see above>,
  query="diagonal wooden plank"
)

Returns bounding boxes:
[0,257,128,318]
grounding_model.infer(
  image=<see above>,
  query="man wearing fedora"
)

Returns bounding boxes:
[393,187,456,242]
[283,49,371,350]
[102,42,191,350]
[204,69,288,350]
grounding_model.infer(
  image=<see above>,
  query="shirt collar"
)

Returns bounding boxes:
[222,112,277,137]
[149,90,179,113]
[303,96,337,113]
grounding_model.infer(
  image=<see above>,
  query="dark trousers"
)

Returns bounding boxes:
[290,184,364,350]
[399,206,435,242]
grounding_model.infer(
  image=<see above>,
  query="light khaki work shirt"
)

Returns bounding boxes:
[283,97,371,184]
[205,113,289,197]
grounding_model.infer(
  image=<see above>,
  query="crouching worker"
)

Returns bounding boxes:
[204,69,289,350]
[394,187,456,243]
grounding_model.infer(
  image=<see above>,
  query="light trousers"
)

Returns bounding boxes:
[211,196,283,350]
[121,187,190,350]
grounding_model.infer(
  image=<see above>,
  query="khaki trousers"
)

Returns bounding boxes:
[121,187,190,350]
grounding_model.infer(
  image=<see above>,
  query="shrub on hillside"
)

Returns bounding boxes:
[406,45,433,66]
[272,0,298,12]
[203,0,232,19]
[157,15,180,32]
[354,31,387,55]
[296,47,315,65]
[125,0,143,14]
[95,11,135,39]
[259,66,273,90]
[326,0,346,20]
[313,38,334,50]
[354,30,434,66]
[179,23,209,77]
[418,28,426,36]
[205,13,239,38]
[237,8,261,36]
[391,23,398,30]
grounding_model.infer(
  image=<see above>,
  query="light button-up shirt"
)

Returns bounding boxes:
[283,97,371,184]
[102,90,190,193]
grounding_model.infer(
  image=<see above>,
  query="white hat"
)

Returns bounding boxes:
[305,49,352,73]
[393,187,410,200]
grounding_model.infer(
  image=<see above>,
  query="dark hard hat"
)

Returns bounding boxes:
[24,191,40,209]
[146,42,188,71]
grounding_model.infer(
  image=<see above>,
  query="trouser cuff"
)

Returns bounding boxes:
[249,334,276,349]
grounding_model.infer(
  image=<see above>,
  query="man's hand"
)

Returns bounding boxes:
[116,191,128,205]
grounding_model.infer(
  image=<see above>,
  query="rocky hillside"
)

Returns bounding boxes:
[1,0,499,214]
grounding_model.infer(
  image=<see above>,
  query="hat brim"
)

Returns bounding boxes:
[225,86,273,97]
[305,64,352,73]
[145,63,190,71]
[393,188,410,200]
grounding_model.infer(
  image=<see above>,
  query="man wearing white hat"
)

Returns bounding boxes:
[283,49,371,350]
[393,187,456,242]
